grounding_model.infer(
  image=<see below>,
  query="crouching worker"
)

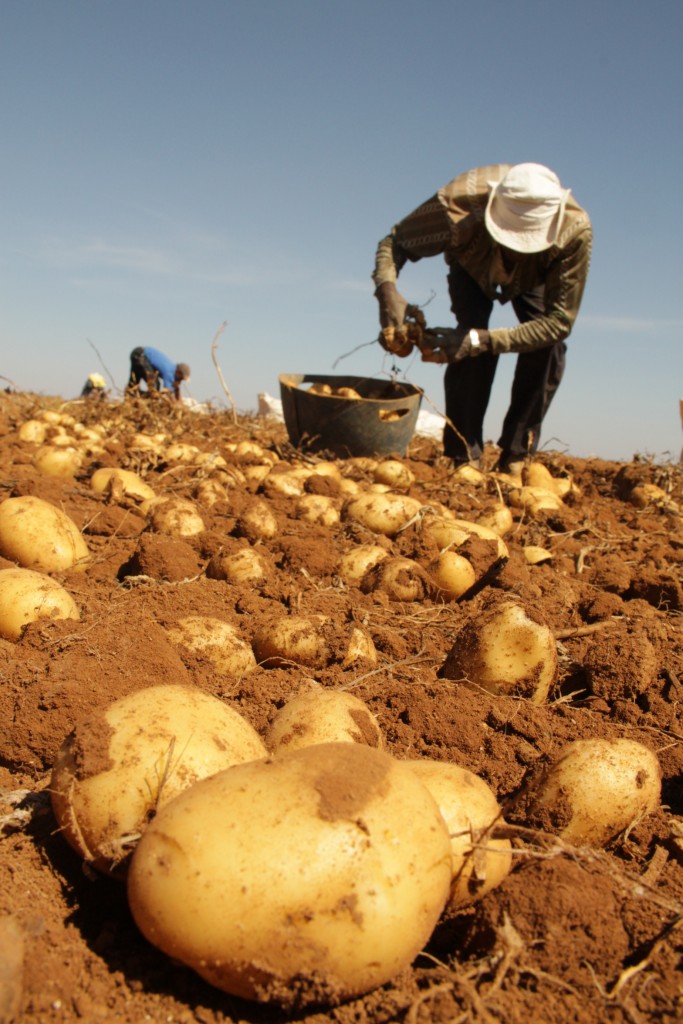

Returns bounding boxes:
[81,372,108,399]
[127,347,191,401]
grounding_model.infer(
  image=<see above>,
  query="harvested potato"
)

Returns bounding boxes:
[427,550,477,601]
[337,544,390,585]
[127,743,452,1006]
[252,614,330,668]
[165,616,257,677]
[406,759,512,908]
[508,485,563,514]
[420,514,509,561]
[529,738,661,846]
[266,688,384,754]
[372,460,415,491]
[344,493,422,536]
[206,546,269,585]
[440,598,557,703]
[0,495,90,572]
[476,502,514,537]
[193,479,229,507]
[0,567,80,640]
[295,493,340,526]
[235,499,278,540]
[90,467,156,502]
[51,684,267,874]
[32,445,82,478]
[150,498,205,537]
[163,442,200,462]
[18,418,48,443]
[361,556,429,602]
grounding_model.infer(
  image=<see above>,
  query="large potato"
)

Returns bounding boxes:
[343,493,423,536]
[529,738,661,846]
[440,598,557,703]
[127,743,452,1005]
[165,616,257,677]
[266,688,384,754]
[51,684,267,874]
[406,759,512,909]
[0,567,80,640]
[0,495,90,571]
[32,445,82,478]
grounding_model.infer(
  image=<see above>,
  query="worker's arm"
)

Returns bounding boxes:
[489,227,593,354]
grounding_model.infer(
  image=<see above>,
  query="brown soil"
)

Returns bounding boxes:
[1,390,682,1024]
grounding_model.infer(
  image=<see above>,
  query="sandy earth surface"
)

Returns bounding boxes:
[0,388,682,1024]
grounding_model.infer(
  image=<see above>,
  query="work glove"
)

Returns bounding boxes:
[375,283,426,358]
[419,327,491,363]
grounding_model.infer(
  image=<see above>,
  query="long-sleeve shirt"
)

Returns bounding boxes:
[372,164,592,355]
[143,347,178,390]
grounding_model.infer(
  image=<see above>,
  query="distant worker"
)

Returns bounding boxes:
[80,372,107,399]
[373,162,592,471]
[127,347,191,401]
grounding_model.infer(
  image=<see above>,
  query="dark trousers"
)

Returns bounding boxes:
[443,264,566,463]
[128,347,160,391]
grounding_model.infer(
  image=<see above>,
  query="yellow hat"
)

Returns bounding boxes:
[88,373,106,388]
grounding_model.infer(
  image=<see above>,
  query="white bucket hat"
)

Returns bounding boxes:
[485,163,571,253]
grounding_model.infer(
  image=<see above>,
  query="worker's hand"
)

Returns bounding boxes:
[419,328,491,363]
[375,281,409,330]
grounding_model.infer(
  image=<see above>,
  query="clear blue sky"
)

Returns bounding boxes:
[2,0,681,461]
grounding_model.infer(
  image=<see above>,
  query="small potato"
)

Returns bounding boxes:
[420,514,509,561]
[229,440,278,465]
[18,419,47,444]
[0,495,90,572]
[150,498,205,538]
[262,470,306,498]
[32,445,82,478]
[427,550,477,601]
[193,478,229,507]
[266,688,384,754]
[163,442,200,463]
[235,499,278,541]
[90,467,156,502]
[337,544,390,585]
[524,545,553,564]
[0,567,80,640]
[440,598,557,704]
[51,684,267,874]
[344,493,422,536]
[406,759,512,909]
[127,743,452,1006]
[372,460,415,491]
[295,493,340,526]
[207,546,270,585]
[361,556,428,602]
[252,614,330,668]
[530,738,661,847]
[476,503,514,537]
[508,486,563,514]
[165,616,257,677]
[453,463,485,485]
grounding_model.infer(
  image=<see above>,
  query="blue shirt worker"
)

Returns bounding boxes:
[127,347,191,401]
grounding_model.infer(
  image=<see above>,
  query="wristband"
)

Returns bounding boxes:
[468,329,480,350]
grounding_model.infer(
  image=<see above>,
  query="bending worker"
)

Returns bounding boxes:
[127,347,190,401]
[373,162,592,471]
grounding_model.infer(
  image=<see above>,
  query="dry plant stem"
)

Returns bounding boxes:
[553,619,621,640]
[86,337,118,392]
[210,320,237,424]
[420,388,472,462]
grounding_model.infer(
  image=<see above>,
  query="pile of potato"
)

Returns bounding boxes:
[1,406,663,1008]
